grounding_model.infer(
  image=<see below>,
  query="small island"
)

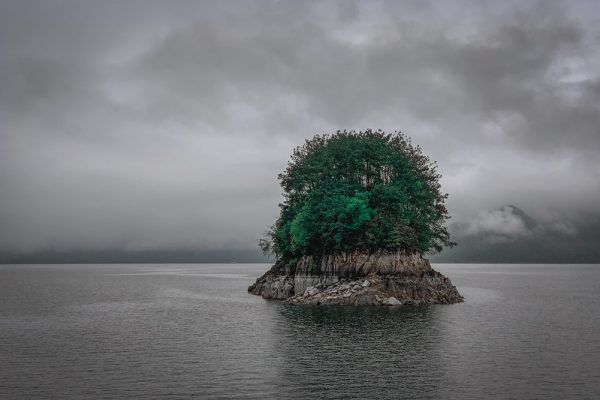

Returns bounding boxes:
[249,130,463,306]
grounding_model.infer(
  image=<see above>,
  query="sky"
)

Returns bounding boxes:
[0,0,599,255]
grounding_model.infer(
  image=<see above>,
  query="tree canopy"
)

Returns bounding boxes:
[260,130,455,263]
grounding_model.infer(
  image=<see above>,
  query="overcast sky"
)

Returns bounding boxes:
[1,0,599,253]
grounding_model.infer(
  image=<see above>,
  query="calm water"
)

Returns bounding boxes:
[1,263,599,399]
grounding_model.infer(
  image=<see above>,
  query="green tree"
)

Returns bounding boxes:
[261,129,455,263]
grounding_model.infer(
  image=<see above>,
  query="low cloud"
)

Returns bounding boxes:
[453,205,579,243]
[455,206,532,240]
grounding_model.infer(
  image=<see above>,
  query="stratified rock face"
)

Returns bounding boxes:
[248,251,463,306]
[247,261,296,300]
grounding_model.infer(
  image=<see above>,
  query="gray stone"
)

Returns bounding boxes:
[385,297,402,306]
[305,286,319,296]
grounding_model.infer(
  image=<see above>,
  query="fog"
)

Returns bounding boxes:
[1,0,599,257]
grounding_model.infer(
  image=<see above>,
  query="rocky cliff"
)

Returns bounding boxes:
[248,251,463,306]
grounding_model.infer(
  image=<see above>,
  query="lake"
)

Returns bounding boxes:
[1,263,599,399]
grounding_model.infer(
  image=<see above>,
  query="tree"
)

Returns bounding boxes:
[261,129,455,263]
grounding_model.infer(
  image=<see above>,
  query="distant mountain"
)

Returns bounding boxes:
[432,205,600,263]
[0,249,270,264]
[505,205,538,231]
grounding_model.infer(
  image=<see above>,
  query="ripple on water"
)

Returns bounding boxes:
[1,263,599,399]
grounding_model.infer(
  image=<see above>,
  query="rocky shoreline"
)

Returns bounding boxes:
[248,251,463,306]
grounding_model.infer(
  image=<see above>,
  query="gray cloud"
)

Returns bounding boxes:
[0,0,599,254]
[452,205,578,243]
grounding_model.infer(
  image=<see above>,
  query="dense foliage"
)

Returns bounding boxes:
[260,130,455,262]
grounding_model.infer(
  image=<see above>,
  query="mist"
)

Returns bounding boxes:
[1,0,599,260]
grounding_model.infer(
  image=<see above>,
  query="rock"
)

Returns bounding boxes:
[351,290,377,306]
[385,297,402,306]
[305,286,319,296]
[248,251,464,306]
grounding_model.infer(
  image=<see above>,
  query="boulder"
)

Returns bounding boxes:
[385,297,402,306]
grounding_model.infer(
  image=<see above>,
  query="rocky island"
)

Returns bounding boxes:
[249,130,463,306]
[249,251,462,306]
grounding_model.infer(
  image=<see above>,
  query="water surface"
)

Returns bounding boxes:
[1,263,599,399]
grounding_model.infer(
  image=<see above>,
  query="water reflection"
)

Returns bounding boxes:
[270,304,446,399]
